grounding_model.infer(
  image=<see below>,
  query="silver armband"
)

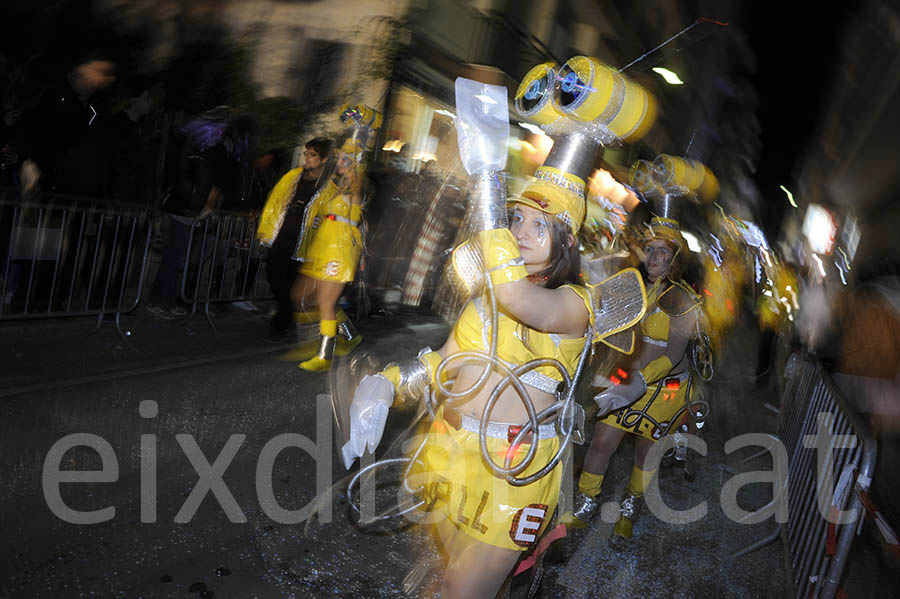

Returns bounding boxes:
[393,347,435,406]
[465,170,508,232]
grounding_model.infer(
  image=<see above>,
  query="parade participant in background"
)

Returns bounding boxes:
[571,208,702,539]
[257,136,332,341]
[341,60,654,597]
[288,104,381,371]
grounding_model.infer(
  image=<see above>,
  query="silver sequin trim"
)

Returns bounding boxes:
[519,370,561,395]
[533,169,585,200]
[642,335,667,347]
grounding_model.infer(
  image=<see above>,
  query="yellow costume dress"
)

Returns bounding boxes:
[413,284,595,551]
[298,188,363,283]
[600,278,700,440]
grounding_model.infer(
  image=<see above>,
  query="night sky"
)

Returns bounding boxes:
[743,4,855,238]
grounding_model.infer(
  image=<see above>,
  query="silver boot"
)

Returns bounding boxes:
[299,335,336,372]
[566,491,601,529]
[336,318,363,357]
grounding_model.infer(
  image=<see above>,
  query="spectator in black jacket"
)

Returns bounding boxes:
[146,109,253,319]
[16,50,117,198]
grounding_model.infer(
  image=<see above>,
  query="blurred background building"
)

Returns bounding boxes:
[6,0,889,308]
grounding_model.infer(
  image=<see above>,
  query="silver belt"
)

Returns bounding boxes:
[325,213,359,227]
[458,411,558,441]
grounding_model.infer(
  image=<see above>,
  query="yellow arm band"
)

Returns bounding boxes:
[640,355,673,385]
[475,229,528,285]
[381,365,401,389]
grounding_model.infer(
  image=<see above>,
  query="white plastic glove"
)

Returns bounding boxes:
[341,374,395,469]
[593,371,646,417]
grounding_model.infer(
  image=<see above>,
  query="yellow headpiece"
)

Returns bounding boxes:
[339,138,364,157]
[510,167,586,235]
[644,216,685,253]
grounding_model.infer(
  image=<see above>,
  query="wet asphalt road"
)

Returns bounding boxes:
[0,306,890,598]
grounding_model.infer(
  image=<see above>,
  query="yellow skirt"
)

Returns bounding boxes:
[599,374,692,441]
[298,220,362,283]
[406,410,561,552]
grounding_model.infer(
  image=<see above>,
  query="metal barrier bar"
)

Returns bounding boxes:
[1,196,152,341]
[176,211,271,332]
[732,352,877,599]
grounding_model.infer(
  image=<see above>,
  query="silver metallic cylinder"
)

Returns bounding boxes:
[542,131,601,181]
[346,125,375,151]
[397,357,430,405]
[651,193,680,220]
[464,170,508,232]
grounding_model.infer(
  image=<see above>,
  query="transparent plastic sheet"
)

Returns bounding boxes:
[453,78,509,175]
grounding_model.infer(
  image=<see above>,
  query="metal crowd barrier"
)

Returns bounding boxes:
[733,352,877,599]
[176,211,271,332]
[1,195,152,341]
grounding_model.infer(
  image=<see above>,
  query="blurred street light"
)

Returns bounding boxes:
[651,67,684,85]
[779,184,797,208]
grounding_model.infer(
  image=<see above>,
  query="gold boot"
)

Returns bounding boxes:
[299,334,336,371]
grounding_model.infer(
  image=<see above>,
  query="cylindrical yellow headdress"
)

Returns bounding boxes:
[552,56,657,143]
[652,154,718,204]
[511,57,660,235]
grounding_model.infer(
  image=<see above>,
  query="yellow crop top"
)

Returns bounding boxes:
[452,284,595,395]
[638,278,700,384]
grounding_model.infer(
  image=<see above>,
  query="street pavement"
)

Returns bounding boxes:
[0,303,892,598]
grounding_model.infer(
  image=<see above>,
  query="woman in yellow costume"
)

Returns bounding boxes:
[340,64,654,597]
[345,168,592,597]
[291,105,380,372]
[570,213,702,539]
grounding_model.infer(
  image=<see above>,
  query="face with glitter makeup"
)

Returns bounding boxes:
[643,239,675,282]
[510,204,553,273]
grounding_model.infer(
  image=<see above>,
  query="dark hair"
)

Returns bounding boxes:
[305,137,332,158]
[181,111,256,165]
[515,212,583,351]
[526,214,582,289]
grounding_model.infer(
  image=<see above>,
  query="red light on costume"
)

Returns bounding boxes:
[704,288,713,297]
[503,426,524,464]
[610,375,621,385]
[502,445,520,463]
[726,298,734,313]
[617,368,628,379]
[665,379,680,390]
[507,425,523,445]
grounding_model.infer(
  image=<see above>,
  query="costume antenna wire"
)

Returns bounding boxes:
[619,17,729,73]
